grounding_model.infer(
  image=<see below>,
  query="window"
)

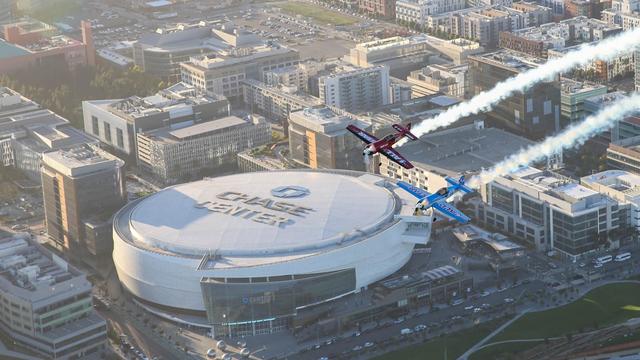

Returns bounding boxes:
[104,123,111,143]
[543,100,552,115]
[533,116,540,125]
[116,128,124,149]
[526,98,533,113]
[91,116,99,136]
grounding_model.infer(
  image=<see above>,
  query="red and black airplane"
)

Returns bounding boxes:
[346,123,418,169]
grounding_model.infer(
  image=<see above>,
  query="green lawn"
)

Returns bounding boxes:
[376,321,502,360]
[469,283,640,359]
[279,2,358,26]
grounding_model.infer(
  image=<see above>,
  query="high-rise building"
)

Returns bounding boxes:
[82,82,230,157]
[318,64,390,114]
[0,233,107,359]
[41,144,126,267]
[475,166,627,259]
[288,107,369,171]
[468,50,561,139]
[136,115,272,185]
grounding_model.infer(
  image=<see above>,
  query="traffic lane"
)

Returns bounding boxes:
[296,283,543,359]
[97,307,174,359]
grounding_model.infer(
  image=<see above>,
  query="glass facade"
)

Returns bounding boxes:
[552,210,599,255]
[491,186,513,213]
[200,269,356,325]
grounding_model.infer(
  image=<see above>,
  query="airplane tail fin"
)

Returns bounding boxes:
[403,123,418,141]
[445,176,474,193]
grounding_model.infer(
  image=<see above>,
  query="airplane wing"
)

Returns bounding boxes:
[347,125,378,144]
[432,200,470,224]
[397,181,430,199]
[380,147,414,169]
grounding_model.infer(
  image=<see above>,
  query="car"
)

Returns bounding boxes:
[464,305,475,311]
[414,324,427,332]
[393,317,405,324]
[473,307,482,313]
[452,298,465,306]
[325,339,333,345]
[319,357,329,360]
[353,331,361,337]
[364,341,375,348]
[594,263,603,268]
[480,290,491,297]
[481,303,491,309]
[400,328,413,335]
[579,262,586,268]
[504,298,515,303]
[352,345,363,351]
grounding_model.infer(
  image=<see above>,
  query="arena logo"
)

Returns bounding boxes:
[195,192,314,228]
[271,186,310,199]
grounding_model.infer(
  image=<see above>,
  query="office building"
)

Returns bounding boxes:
[475,166,626,258]
[582,170,640,236]
[381,122,533,192]
[0,19,95,73]
[348,36,433,78]
[41,145,126,267]
[179,40,299,99]
[288,107,369,171]
[583,91,630,142]
[82,82,230,157]
[242,79,323,127]
[112,170,430,336]
[468,50,561,139]
[499,17,622,57]
[395,0,466,26]
[136,115,271,185]
[133,22,269,80]
[607,135,640,172]
[560,78,608,124]
[359,0,397,18]
[318,64,390,113]
[407,63,469,98]
[0,88,96,181]
[0,233,107,359]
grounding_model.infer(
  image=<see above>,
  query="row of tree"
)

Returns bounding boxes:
[0,62,165,128]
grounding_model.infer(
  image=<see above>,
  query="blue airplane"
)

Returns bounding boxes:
[397,176,473,224]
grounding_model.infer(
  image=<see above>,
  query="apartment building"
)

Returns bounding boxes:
[318,64,390,113]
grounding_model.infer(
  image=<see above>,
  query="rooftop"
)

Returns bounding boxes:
[0,234,91,303]
[561,78,607,95]
[141,116,257,144]
[289,107,368,135]
[0,40,30,59]
[584,91,628,107]
[396,123,533,177]
[42,144,124,177]
[470,49,546,72]
[115,171,415,259]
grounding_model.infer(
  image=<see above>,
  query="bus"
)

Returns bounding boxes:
[615,252,631,262]
[595,255,613,264]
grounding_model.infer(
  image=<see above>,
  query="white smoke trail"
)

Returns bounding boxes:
[467,93,640,189]
[396,28,640,147]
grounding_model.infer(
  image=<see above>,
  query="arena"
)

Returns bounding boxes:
[113,170,431,336]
